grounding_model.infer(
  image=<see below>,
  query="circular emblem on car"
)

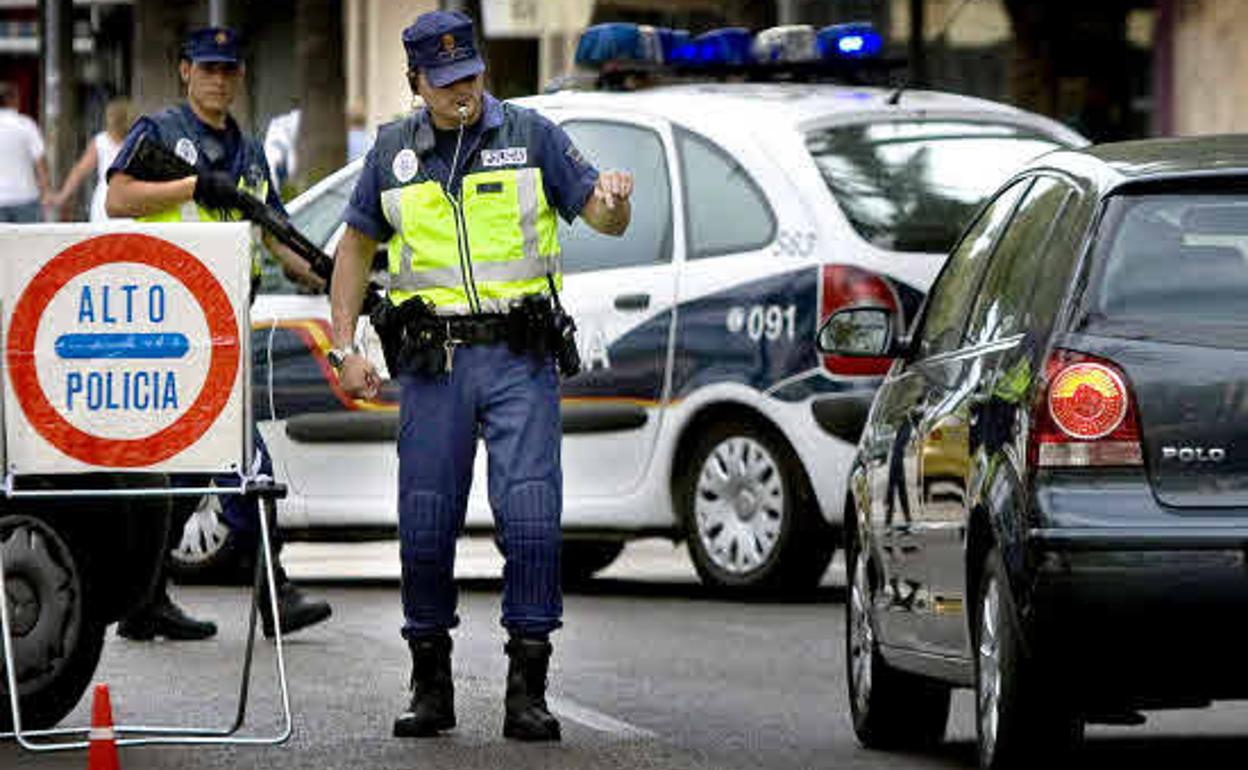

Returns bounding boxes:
[392,149,419,183]
[174,138,198,166]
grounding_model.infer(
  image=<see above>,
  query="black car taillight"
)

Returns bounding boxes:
[819,264,899,377]
[1031,349,1143,468]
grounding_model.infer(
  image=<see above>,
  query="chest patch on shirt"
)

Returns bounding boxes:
[175,137,198,165]
[480,147,527,168]
[393,148,419,183]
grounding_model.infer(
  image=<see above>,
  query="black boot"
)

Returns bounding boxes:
[503,636,561,742]
[258,580,332,638]
[394,633,456,737]
[118,590,217,641]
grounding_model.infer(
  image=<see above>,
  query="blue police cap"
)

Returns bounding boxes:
[402,11,484,88]
[183,27,242,65]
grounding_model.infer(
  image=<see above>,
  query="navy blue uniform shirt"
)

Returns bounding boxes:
[344,93,598,244]
[109,103,287,217]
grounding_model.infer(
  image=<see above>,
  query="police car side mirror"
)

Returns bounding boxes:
[817,307,901,358]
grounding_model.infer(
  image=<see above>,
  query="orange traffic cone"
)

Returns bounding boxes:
[86,683,119,770]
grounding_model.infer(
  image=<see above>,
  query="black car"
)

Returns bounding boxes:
[820,136,1248,769]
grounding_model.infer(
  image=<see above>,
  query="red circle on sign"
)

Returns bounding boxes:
[5,233,240,467]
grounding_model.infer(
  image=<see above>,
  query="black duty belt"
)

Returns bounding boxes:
[425,314,511,346]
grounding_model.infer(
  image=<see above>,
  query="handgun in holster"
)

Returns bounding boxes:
[507,280,581,378]
[369,295,440,376]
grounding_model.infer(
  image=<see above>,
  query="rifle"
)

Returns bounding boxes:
[122,134,381,312]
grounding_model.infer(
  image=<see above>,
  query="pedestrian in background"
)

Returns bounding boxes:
[329,9,632,742]
[264,104,300,193]
[0,82,51,223]
[51,97,133,221]
[106,26,331,641]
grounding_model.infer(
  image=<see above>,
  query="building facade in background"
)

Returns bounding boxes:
[8,1,1248,198]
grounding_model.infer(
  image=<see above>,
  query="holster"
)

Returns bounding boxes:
[369,296,442,376]
[506,294,581,378]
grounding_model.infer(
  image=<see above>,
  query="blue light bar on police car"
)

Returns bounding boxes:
[574,23,648,66]
[656,27,690,63]
[752,25,818,63]
[670,27,754,67]
[817,23,883,59]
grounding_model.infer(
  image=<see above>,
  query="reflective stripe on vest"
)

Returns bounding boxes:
[383,166,561,314]
[138,179,269,279]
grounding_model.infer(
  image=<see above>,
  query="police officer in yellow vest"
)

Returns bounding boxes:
[105,27,331,641]
[329,11,632,742]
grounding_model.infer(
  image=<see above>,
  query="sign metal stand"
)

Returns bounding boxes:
[0,477,293,750]
[0,223,290,752]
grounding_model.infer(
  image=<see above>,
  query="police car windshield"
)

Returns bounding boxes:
[806,120,1066,253]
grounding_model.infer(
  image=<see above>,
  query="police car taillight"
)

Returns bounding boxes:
[819,264,899,377]
[1032,350,1142,467]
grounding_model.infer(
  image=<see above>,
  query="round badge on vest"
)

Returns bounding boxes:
[175,138,199,166]
[393,148,419,184]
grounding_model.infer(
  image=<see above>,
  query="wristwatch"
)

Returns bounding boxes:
[326,347,353,373]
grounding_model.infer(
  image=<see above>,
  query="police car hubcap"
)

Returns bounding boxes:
[173,494,231,565]
[695,437,785,575]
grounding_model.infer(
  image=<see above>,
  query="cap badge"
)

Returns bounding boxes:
[441,33,456,53]
[215,31,228,46]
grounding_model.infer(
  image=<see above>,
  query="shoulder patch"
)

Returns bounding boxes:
[565,143,587,168]
[174,137,198,165]
[392,148,419,183]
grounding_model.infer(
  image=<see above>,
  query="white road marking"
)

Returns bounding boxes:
[548,696,657,738]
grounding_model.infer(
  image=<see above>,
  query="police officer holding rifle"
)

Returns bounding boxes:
[105,27,331,641]
[329,10,632,742]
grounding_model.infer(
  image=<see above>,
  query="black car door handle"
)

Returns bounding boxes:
[614,293,650,311]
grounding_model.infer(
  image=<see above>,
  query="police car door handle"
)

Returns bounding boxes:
[614,293,650,311]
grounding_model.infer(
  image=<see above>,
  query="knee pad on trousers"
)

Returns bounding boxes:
[500,481,561,612]
[401,491,458,563]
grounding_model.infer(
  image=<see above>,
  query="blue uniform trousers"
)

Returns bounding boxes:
[398,344,563,640]
[217,433,285,564]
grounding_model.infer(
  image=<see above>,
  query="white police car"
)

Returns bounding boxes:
[172,24,1084,591]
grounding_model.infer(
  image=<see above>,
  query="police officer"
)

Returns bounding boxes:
[105,27,331,640]
[329,10,632,742]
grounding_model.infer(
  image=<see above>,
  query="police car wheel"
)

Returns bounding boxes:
[0,515,106,730]
[678,419,834,592]
[168,495,249,585]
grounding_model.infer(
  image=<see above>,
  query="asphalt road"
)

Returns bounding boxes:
[5,540,1248,770]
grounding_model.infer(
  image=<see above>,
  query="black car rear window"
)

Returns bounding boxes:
[1093,194,1248,325]
[804,121,1068,254]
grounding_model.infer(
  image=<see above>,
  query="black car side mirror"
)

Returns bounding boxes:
[817,307,907,358]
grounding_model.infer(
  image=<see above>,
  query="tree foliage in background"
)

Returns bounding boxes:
[295,0,346,193]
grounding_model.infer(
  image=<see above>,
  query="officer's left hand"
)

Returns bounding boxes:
[593,170,633,210]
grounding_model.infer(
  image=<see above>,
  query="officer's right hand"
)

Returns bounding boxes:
[339,354,382,400]
[193,171,241,210]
